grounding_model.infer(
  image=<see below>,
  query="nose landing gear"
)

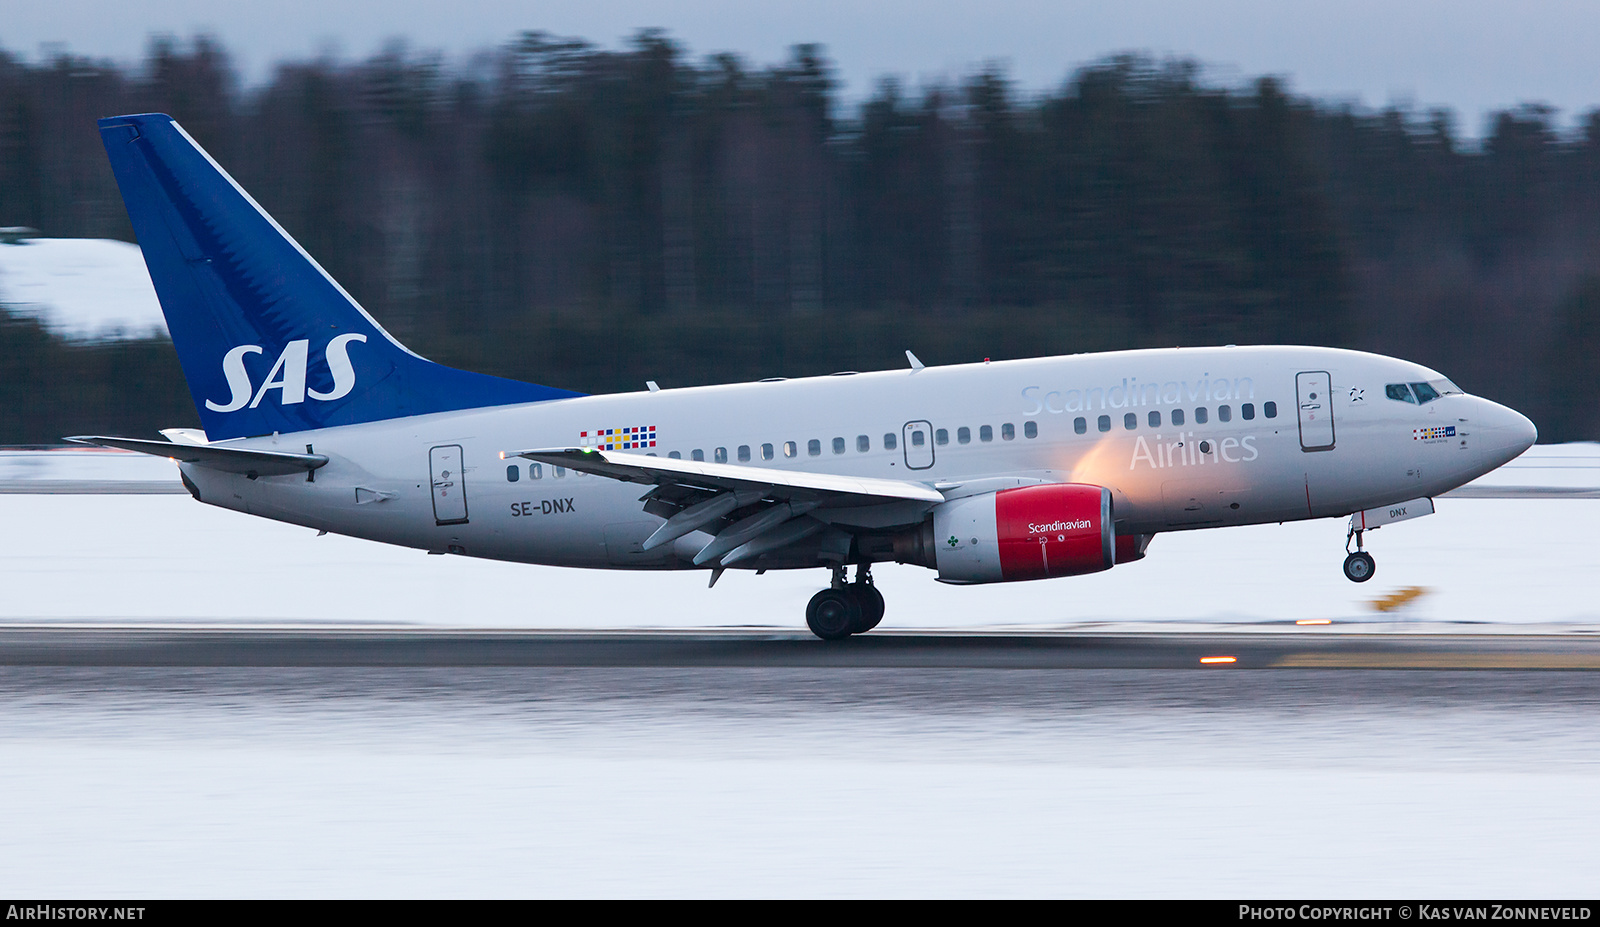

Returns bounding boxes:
[805,564,885,640]
[1343,527,1376,583]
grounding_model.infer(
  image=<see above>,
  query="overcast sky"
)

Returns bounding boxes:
[5,1,1598,134]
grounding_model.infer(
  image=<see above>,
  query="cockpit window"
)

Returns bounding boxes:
[1410,381,1441,404]
[1389,379,1463,404]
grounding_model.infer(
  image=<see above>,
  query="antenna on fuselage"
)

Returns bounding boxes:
[905,350,926,372]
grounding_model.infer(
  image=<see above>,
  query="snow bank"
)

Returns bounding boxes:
[0,238,166,340]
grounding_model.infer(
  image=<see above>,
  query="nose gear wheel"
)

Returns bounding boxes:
[1343,551,1376,583]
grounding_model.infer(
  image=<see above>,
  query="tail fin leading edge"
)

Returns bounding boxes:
[98,113,581,440]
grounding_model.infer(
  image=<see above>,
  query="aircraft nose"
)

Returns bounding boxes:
[1478,399,1538,464]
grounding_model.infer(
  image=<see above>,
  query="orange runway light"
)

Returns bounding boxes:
[1199,656,1237,664]
[1296,619,1332,625]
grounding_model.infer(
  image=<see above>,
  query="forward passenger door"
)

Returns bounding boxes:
[1296,371,1335,451]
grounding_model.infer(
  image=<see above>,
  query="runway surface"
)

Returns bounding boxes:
[2,626,1599,669]
[2,648,1598,897]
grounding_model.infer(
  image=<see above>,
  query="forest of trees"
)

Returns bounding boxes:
[2,32,1599,443]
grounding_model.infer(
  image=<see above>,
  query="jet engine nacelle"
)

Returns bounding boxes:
[933,483,1115,584]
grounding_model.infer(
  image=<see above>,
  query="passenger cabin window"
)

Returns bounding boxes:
[762,443,775,461]
[980,425,993,442]
[833,437,847,454]
[1096,416,1109,433]
[857,435,870,452]
[782,441,796,458]
[714,447,727,463]
[884,433,898,450]
[1124,412,1137,430]
[1172,408,1185,426]
[935,428,949,446]
[736,445,749,462]
[957,427,971,445]
[669,451,682,459]
[1242,403,1255,420]
[1195,407,1209,424]
[554,466,566,478]
[1024,421,1038,439]
[1074,417,1087,435]
[1004,423,1017,440]
[1149,411,1161,427]
[1264,402,1278,418]
[506,464,519,482]
[1219,405,1232,422]
[911,430,925,447]
[530,463,542,479]
[693,449,705,461]
[808,439,821,457]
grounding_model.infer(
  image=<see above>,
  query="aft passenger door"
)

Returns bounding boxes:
[1296,371,1335,451]
[902,420,935,470]
[429,444,469,525]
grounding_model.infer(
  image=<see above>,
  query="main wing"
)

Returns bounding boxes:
[505,447,943,568]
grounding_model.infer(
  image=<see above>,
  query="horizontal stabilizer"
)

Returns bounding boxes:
[504,447,945,505]
[66,435,327,476]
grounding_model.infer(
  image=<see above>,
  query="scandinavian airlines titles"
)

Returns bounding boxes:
[1021,375,1255,416]
[1130,433,1259,469]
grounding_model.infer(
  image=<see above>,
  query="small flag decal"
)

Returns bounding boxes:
[580,426,657,450]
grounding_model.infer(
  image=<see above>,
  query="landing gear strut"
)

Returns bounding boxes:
[805,564,885,640]
[1343,527,1376,583]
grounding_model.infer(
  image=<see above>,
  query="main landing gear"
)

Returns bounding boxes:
[806,564,885,640]
[1343,526,1376,583]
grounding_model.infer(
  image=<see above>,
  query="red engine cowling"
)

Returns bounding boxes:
[932,483,1115,584]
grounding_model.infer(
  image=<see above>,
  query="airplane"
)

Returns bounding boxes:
[73,113,1539,639]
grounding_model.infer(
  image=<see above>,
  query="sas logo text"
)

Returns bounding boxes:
[207,334,367,412]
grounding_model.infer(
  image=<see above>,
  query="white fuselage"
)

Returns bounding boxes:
[179,345,1536,571]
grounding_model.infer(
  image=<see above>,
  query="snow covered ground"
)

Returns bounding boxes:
[1,666,1594,898]
[2,443,1597,630]
[0,237,165,340]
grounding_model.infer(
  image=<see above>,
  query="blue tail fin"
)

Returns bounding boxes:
[98,113,581,440]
